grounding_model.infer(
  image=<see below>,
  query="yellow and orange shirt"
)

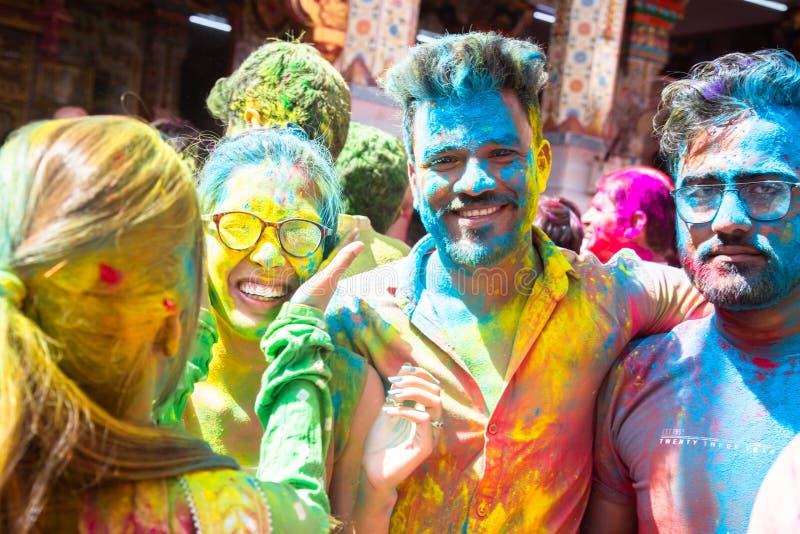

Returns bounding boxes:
[325,229,707,533]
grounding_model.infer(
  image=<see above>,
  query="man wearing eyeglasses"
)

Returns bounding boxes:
[584,49,800,533]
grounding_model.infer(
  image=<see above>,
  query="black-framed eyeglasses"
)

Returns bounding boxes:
[208,211,332,258]
[671,180,800,224]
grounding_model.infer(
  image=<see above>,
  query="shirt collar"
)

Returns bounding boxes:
[394,229,579,313]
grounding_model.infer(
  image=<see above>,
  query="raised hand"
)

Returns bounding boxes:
[362,364,443,494]
[290,240,364,312]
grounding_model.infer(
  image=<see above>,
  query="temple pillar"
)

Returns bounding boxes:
[540,0,628,210]
[610,0,688,165]
[338,0,420,135]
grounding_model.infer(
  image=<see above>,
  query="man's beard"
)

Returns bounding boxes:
[681,239,793,310]
[419,192,524,269]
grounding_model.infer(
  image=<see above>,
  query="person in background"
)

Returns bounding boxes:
[581,165,678,266]
[336,122,408,234]
[206,39,350,159]
[151,116,212,173]
[52,105,88,119]
[0,115,327,532]
[535,194,584,253]
[585,49,800,533]
[335,121,410,277]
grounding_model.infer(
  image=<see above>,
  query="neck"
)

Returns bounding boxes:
[209,315,268,392]
[430,242,540,315]
[715,290,800,356]
[122,357,158,425]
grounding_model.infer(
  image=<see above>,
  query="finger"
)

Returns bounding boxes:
[317,240,365,286]
[397,364,441,385]
[382,406,435,451]
[291,241,364,309]
[385,389,442,422]
[387,374,442,396]
[382,405,432,425]
[317,228,359,271]
[338,227,360,247]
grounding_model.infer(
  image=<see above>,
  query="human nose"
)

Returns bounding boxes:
[710,189,753,235]
[453,158,496,196]
[249,229,287,268]
[581,207,596,227]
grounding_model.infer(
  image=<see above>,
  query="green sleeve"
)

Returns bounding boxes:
[153,308,217,426]
[256,480,331,532]
[255,302,334,520]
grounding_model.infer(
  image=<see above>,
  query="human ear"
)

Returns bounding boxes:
[623,210,648,239]
[535,139,552,194]
[244,108,262,127]
[154,311,182,358]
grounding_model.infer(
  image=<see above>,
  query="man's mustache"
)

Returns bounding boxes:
[437,193,519,216]
[695,235,770,263]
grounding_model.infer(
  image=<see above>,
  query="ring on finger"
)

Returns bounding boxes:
[431,419,444,429]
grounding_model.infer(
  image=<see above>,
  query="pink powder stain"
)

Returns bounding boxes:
[162,298,177,311]
[752,357,778,369]
[98,263,123,286]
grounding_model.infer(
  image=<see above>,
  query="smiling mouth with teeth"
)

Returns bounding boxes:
[454,205,503,218]
[238,281,290,301]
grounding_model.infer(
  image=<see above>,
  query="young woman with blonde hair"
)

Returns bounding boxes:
[0,116,328,532]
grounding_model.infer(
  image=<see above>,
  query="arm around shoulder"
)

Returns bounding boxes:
[632,259,711,337]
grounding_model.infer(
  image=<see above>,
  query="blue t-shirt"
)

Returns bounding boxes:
[593,315,800,533]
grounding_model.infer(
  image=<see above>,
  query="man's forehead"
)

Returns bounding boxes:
[677,112,800,183]
[411,90,535,153]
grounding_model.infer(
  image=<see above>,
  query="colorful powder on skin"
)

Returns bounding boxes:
[411,90,537,271]
[98,263,122,286]
[676,109,800,311]
[205,164,324,342]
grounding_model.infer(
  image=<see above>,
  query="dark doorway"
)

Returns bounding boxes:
[179,17,231,133]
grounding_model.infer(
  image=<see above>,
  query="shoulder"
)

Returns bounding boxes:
[604,317,713,399]
[339,215,411,278]
[328,256,410,315]
[329,345,369,396]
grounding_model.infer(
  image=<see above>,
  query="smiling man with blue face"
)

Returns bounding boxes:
[586,50,800,533]
[325,32,707,532]
[411,90,547,270]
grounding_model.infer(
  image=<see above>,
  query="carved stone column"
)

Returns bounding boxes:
[540,0,628,209]
[610,0,688,163]
[338,0,420,85]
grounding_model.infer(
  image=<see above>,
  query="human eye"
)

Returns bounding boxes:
[678,185,720,208]
[427,154,459,171]
[489,148,517,163]
[744,181,785,197]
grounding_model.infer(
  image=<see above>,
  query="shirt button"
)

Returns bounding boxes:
[477,503,489,517]
[487,423,498,435]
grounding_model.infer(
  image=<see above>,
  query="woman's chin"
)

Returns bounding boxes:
[228,305,285,340]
